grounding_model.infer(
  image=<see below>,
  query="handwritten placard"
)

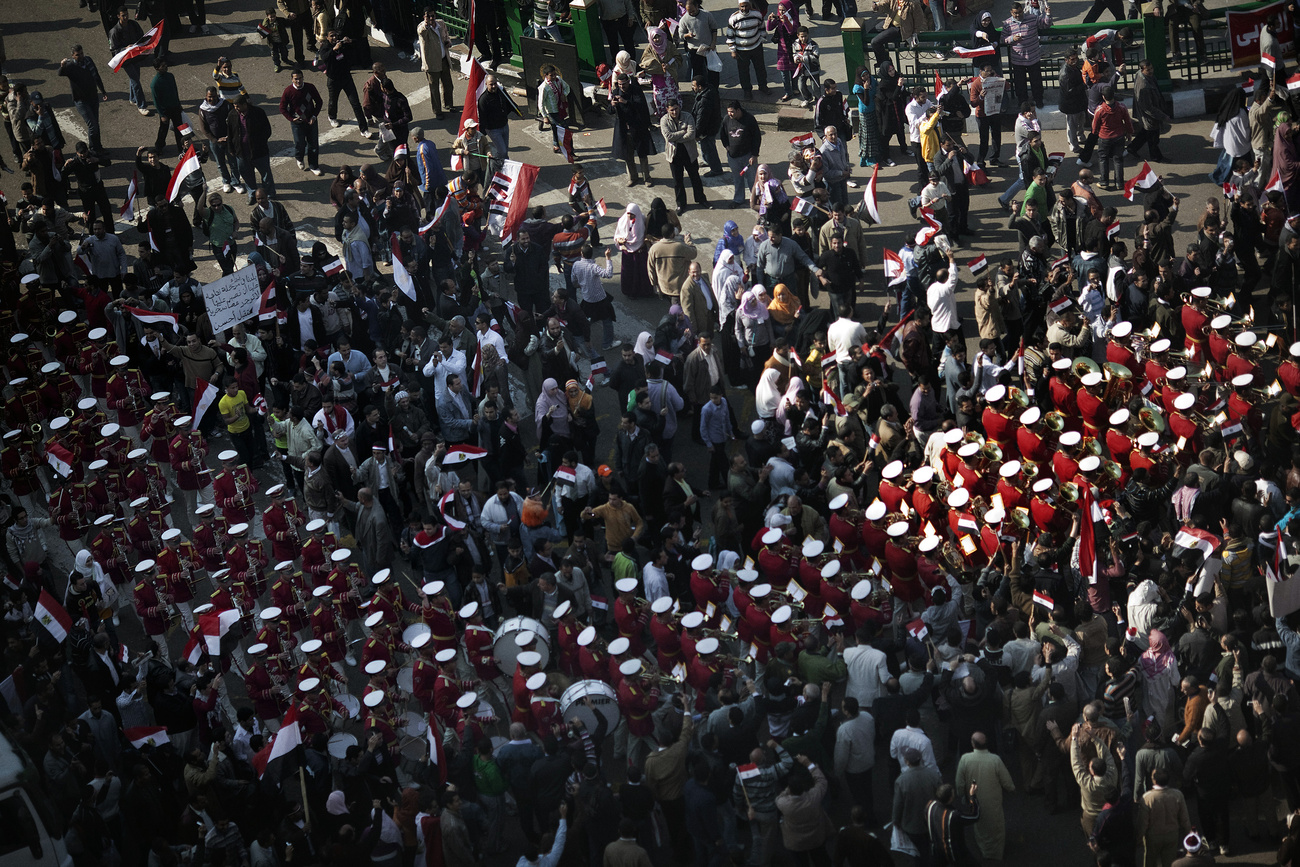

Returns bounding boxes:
[203,265,263,335]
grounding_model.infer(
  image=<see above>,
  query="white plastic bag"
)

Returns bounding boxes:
[706,49,722,73]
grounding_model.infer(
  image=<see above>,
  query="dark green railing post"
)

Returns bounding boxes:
[842,16,866,83]
[1142,11,1172,90]
[568,0,605,75]
[505,1,524,66]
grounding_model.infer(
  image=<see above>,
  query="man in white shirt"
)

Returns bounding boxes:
[926,248,960,355]
[473,312,510,404]
[834,696,877,817]
[231,708,263,764]
[642,547,670,601]
[421,335,467,403]
[889,709,940,773]
[844,625,890,708]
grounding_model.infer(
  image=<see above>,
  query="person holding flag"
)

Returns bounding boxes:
[77,219,127,297]
[108,7,154,117]
[478,74,517,181]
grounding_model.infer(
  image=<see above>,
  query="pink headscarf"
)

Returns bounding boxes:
[1139,629,1175,678]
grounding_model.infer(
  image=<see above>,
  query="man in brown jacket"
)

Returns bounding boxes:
[647,224,698,301]
[603,819,653,867]
[1139,767,1192,867]
[643,703,695,862]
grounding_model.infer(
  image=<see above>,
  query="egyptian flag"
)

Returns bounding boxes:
[35,590,72,643]
[963,159,989,186]
[821,381,847,417]
[952,45,996,57]
[556,125,575,163]
[124,306,179,329]
[427,717,447,784]
[321,257,345,276]
[46,443,75,479]
[258,281,281,322]
[883,248,906,286]
[790,132,816,149]
[252,705,302,778]
[860,164,881,225]
[1123,162,1159,201]
[554,465,578,485]
[444,444,487,463]
[391,233,417,301]
[166,145,202,202]
[198,607,241,654]
[1106,221,1121,239]
[125,726,170,748]
[1262,52,1276,69]
[120,172,138,223]
[452,59,490,170]
[596,198,607,217]
[1032,589,1054,610]
[192,378,220,431]
[791,197,815,216]
[1288,73,1300,93]
[1266,167,1284,193]
[487,160,541,244]
[934,70,947,100]
[915,207,941,246]
[967,255,988,277]
[181,633,204,665]
[438,490,466,530]
[109,21,165,72]
[418,195,454,234]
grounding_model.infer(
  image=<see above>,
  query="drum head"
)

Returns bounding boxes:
[396,665,414,695]
[401,711,425,737]
[337,693,361,719]
[327,732,357,759]
[559,679,620,735]
[492,616,550,675]
[402,623,432,647]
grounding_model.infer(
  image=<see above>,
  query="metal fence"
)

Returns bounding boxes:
[876,16,1232,97]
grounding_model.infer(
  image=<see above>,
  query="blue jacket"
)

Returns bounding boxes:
[700,398,731,445]
[415,138,446,192]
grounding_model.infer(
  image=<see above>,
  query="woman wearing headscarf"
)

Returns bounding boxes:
[75,548,121,624]
[774,376,804,435]
[875,59,909,166]
[566,379,599,465]
[329,165,357,209]
[614,203,655,299]
[714,220,744,264]
[765,0,800,102]
[736,286,774,383]
[639,25,681,117]
[756,367,783,420]
[610,72,656,186]
[767,282,802,336]
[969,12,1001,73]
[633,331,657,366]
[535,378,573,472]
[750,165,790,229]
[1210,85,1251,184]
[712,248,746,322]
[852,65,882,168]
[1139,628,1181,733]
[645,197,679,240]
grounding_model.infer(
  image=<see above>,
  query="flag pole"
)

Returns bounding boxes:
[299,766,311,832]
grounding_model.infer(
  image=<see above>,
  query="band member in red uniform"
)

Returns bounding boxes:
[686,636,727,709]
[613,578,650,657]
[981,384,1020,455]
[819,560,852,625]
[1029,479,1074,536]
[1106,321,1141,373]
[861,502,890,560]
[689,554,730,625]
[996,460,1030,513]
[1279,342,1300,399]
[527,672,563,735]
[615,659,661,767]
[301,519,337,585]
[169,416,212,515]
[1226,373,1265,437]
[877,461,908,512]
[308,592,348,679]
[741,584,774,666]
[827,494,865,564]
[0,429,43,507]
[226,522,268,606]
[433,647,472,726]
[511,650,543,726]
[157,527,198,630]
[554,601,583,676]
[105,355,149,434]
[132,559,172,664]
[243,643,289,731]
[79,327,119,400]
[140,392,177,463]
[192,504,226,572]
[884,522,922,603]
[1225,331,1262,383]
[408,634,439,714]
[1181,286,1212,358]
[124,498,166,559]
[1016,407,1055,465]
[1075,371,1108,437]
[213,450,259,530]
[1168,393,1203,459]
[576,626,610,681]
[648,597,683,674]
[1105,409,1136,469]
[461,602,498,682]
[262,484,305,564]
[269,561,311,636]
[1051,432,1085,483]
[411,580,457,651]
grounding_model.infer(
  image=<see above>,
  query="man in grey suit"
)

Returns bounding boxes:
[436,373,476,444]
[356,444,405,529]
[892,747,941,862]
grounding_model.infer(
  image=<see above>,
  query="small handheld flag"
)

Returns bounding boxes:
[967,255,988,277]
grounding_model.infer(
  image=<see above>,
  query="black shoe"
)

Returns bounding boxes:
[704,169,723,177]
[676,205,688,215]
[1152,152,1167,161]
[758,86,772,95]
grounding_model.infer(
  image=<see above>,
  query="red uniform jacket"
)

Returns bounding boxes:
[169,433,209,492]
[616,679,659,737]
[263,501,305,564]
[213,468,258,525]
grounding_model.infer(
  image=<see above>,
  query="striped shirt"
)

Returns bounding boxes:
[727,10,765,51]
[551,227,589,267]
[732,744,793,814]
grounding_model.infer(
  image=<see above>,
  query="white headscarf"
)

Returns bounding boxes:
[75,549,112,602]
[756,368,783,419]
[712,249,744,314]
[633,331,656,365]
[739,286,771,322]
[614,203,646,252]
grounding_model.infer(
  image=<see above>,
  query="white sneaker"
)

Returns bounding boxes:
[137,107,152,116]
[329,118,341,128]
[233,184,246,194]
[295,159,304,169]
[361,130,376,139]
[1076,157,1091,166]
[310,167,322,176]
[221,182,232,193]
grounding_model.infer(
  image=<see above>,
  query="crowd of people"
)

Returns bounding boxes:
[3,0,1300,866]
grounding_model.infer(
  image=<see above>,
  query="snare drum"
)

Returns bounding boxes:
[492,616,550,674]
[559,679,620,734]
[336,693,361,720]
[396,665,414,695]
[327,732,357,759]
[400,711,425,737]
[402,623,432,647]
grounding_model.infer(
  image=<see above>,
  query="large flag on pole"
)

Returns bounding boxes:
[109,21,165,72]
[192,378,220,431]
[166,145,202,202]
[252,705,303,778]
[391,233,417,301]
[882,248,906,286]
[427,718,447,784]
[487,160,541,244]
[122,306,179,329]
[1078,484,1101,585]
[452,59,490,170]
[860,164,881,225]
[1123,161,1159,201]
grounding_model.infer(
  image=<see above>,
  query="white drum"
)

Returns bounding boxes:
[559,679,620,735]
[336,693,361,720]
[396,665,414,695]
[401,711,425,737]
[492,616,550,674]
[402,623,432,647]
[327,732,357,759]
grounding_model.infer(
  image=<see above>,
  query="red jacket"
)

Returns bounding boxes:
[1091,101,1132,139]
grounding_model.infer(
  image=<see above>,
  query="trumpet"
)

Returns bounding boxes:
[235,468,252,511]
[189,434,210,476]
[703,627,740,640]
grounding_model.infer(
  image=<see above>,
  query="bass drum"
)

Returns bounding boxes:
[396,665,414,696]
[336,693,361,720]
[327,732,357,759]
[491,616,550,675]
[402,623,432,647]
[559,679,620,736]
